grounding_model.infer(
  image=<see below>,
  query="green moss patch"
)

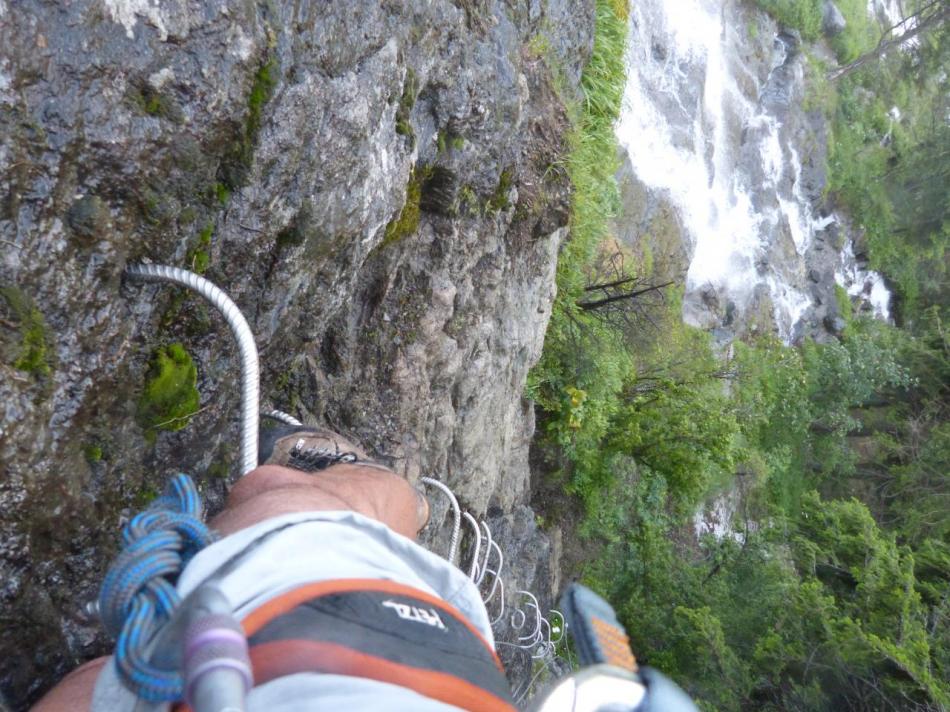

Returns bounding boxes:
[1,286,53,377]
[488,168,514,211]
[436,129,465,154]
[395,69,419,145]
[381,166,431,247]
[83,443,103,463]
[138,343,200,434]
[247,59,278,137]
[219,58,279,190]
[213,182,231,205]
[187,222,214,275]
[127,83,183,122]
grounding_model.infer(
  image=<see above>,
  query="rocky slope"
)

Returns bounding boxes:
[0,1,594,706]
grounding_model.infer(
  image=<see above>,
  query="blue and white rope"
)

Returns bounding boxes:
[98,473,216,702]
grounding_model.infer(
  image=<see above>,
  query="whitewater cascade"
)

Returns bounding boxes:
[617,0,891,342]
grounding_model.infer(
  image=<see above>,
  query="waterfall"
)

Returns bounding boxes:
[617,0,891,342]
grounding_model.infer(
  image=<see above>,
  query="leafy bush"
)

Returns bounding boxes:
[828,0,880,62]
[751,0,823,39]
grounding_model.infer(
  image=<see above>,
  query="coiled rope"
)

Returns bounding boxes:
[98,474,216,701]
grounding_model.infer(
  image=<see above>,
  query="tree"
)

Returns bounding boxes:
[829,0,950,80]
[576,276,674,316]
[576,245,676,329]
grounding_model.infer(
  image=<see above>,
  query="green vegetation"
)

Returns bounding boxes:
[527,0,631,491]
[751,0,823,39]
[187,222,214,275]
[827,22,949,325]
[487,168,513,212]
[1,286,53,377]
[436,129,465,154]
[752,0,881,62]
[827,0,879,62]
[530,2,950,710]
[834,283,853,323]
[220,58,279,190]
[83,444,103,463]
[213,182,230,205]
[247,59,278,140]
[128,83,181,121]
[138,343,200,435]
[207,459,231,479]
[381,166,429,247]
[395,69,418,143]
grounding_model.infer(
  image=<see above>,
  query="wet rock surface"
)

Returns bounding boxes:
[0,1,593,706]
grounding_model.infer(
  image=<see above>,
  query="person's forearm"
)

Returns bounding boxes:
[31,656,109,712]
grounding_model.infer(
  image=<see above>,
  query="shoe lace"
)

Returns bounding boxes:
[288,438,358,471]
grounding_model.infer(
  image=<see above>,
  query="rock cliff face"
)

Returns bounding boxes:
[0,1,594,706]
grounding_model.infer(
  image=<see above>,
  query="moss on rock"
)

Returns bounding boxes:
[187,222,214,275]
[138,343,200,434]
[219,57,280,190]
[381,166,431,247]
[488,168,513,211]
[395,69,418,145]
[83,444,103,463]
[1,286,53,377]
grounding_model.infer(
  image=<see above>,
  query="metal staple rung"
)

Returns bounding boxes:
[420,477,461,565]
[415,477,566,678]
[462,512,482,580]
[263,409,303,427]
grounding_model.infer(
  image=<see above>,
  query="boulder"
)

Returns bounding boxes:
[823,1,848,36]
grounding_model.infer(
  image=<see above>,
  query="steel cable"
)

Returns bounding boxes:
[125,264,259,475]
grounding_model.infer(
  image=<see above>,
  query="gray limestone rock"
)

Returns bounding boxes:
[0,0,591,705]
[822,1,848,36]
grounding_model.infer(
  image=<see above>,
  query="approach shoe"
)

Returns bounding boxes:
[258,424,369,472]
[258,423,430,529]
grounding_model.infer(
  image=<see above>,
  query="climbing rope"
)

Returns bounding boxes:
[98,473,216,702]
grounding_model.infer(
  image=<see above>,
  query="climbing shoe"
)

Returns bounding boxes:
[259,423,430,531]
[258,424,368,472]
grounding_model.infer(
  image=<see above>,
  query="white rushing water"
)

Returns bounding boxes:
[835,239,892,320]
[617,0,891,341]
